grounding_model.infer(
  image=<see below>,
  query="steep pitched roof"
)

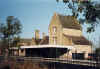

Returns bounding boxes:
[72,36,91,45]
[39,36,49,45]
[54,13,81,30]
[35,39,42,45]
[20,38,32,43]
[64,35,91,45]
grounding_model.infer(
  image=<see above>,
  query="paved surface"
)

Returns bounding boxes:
[15,57,100,67]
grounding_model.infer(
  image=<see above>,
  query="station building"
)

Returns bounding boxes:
[49,13,92,59]
[11,13,92,59]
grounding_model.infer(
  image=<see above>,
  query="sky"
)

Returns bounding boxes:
[0,0,100,49]
[0,0,71,38]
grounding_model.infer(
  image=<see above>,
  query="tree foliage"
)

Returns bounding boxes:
[95,48,100,56]
[56,0,100,33]
[0,16,22,49]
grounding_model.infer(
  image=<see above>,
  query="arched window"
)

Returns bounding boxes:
[53,26,57,33]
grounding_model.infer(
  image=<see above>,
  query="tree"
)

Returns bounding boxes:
[95,48,100,56]
[56,0,100,33]
[56,0,100,54]
[13,36,21,47]
[95,48,100,61]
[0,16,22,51]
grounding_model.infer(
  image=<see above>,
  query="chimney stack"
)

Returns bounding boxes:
[42,32,46,39]
[35,29,40,40]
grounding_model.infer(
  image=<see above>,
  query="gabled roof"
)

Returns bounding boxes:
[64,35,91,45]
[20,38,32,43]
[53,13,81,30]
[72,36,91,45]
[39,36,49,45]
[35,39,42,45]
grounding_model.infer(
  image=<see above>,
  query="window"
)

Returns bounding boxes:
[53,37,57,45]
[21,49,24,53]
[53,26,57,33]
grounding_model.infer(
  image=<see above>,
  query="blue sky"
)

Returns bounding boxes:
[0,0,100,49]
[0,0,71,38]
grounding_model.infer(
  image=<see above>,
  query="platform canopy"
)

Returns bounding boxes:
[20,45,74,50]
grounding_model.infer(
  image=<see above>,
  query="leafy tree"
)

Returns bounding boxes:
[13,36,21,47]
[56,0,100,54]
[0,16,22,50]
[56,0,100,33]
[95,48,100,56]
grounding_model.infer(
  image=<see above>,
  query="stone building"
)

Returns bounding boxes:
[49,13,92,59]
[33,30,49,45]
[18,38,32,46]
[11,30,49,56]
[18,30,49,46]
[16,13,92,59]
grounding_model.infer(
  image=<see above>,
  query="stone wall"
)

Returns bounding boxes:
[19,49,25,56]
[73,45,92,59]
[62,35,73,45]
[60,45,92,59]
[63,28,82,37]
[49,13,63,45]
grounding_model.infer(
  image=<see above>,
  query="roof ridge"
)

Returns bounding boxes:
[56,13,81,30]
